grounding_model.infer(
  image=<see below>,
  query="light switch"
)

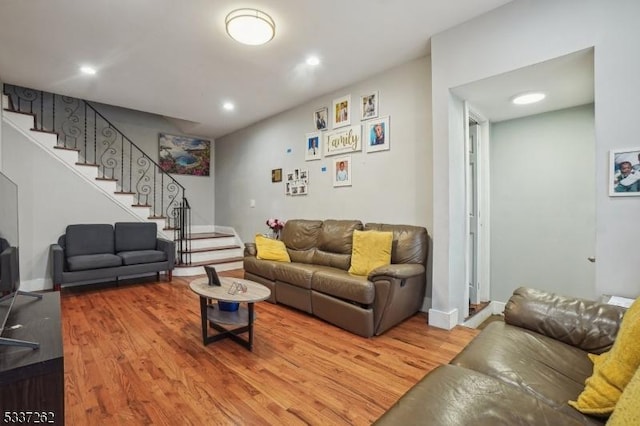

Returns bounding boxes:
[250,199,256,208]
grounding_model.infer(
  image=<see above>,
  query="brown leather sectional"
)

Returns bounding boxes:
[375,287,626,425]
[243,219,429,337]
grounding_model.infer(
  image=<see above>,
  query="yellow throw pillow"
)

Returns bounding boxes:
[607,366,640,425]
[569,297,640,416]
[255,234,290,262]
[348,230,393,276]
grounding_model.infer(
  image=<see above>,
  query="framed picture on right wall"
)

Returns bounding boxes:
[609,147,640,196]
[364,116,390,153]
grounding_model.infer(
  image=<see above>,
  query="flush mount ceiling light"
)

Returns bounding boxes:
[80,65,97,75]
[512,92,546,105]
[223,102,235,111]
[225,8,275,46]
[306,56,320,66]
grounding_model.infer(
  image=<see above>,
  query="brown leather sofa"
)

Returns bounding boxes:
[243,219,428,337]
[375,287,626,425]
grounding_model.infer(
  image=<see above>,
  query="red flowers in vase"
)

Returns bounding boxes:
[266,218,285,238]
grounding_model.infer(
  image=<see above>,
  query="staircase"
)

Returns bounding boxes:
[2,85,244,276]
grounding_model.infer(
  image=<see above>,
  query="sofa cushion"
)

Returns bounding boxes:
[570,297,640,416]
[118,250,167,266]
[255,235,291,262]
[374,364,589,426]
[348,230,392,276]
[311,269,374,305]
[115,222,157,252]
[317,220,362,254]
[272,263,321,289]
[67,253,122,271]
[281,219,323,251]
[365,223,428,265]
[451,321,598,424]
[65,224,115,257]
[244,256,279,280]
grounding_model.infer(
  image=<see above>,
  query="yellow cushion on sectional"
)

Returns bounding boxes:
[569,297,640,416]
[348,230,393,276]
[255,234,290,262]
[607,366,640,425]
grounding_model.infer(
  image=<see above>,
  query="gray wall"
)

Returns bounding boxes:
[490,105,595,302]
[216,56,432,241]
[92,103,215,226]
[430,0,640,327]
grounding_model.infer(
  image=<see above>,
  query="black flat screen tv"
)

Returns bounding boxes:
[0,172,41,349]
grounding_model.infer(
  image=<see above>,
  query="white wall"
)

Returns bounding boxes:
[490,104,595,302]
[92,103,215,226]
[430,0,640,327]
[216,57,432,241]
[1,123,157,290]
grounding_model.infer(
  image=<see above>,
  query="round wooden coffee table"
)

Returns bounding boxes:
[189,277,271,351]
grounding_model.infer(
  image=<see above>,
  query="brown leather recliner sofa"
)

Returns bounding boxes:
[375,287,627,425]
[243,219,429,337]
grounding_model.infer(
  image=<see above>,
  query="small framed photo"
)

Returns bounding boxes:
[314,107,328,131]
[610,148,640,196]
[360,91,378,120]
[285,168,309,195]
[365,116,390,153]
[271,168,282,183]
[305,132,322,161]
[332,155,352,187]
[332,94,351,129]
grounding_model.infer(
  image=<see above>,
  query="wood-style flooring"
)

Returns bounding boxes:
[61,271,479,425]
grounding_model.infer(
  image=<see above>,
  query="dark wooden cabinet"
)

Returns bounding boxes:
[0,292,64,425]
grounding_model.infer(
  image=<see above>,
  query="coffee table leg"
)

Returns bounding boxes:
[248,302,255,350]
[199,296,208,345]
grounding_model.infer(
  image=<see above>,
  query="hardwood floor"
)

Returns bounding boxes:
[61,271,479,425]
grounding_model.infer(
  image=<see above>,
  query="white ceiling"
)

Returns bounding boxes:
[0,0,512,139]
[451,48,594,123]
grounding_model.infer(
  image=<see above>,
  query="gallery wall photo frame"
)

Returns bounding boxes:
[286,168,309,196]
[323,125,362,157]
[364,116,390,153]
[314,107,328,131]
[159,133,211,176]
[271,168,282,183]
[609,147,640,196]
[305,132,322,161]
[332,94,351,129]
[360,91,379,120]
[332,155,352,187]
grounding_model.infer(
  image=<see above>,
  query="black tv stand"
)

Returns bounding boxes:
[0,291,43,349]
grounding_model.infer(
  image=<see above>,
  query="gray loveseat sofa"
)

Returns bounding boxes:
[375,287,627,425]
[244,219,429,337]
[51,222,175,290]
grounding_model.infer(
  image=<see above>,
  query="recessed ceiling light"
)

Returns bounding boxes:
[512,92,546,105]
[225,8,275,46]
[223,102,235,111]
[306,56,320,66]
[80,66,97,75]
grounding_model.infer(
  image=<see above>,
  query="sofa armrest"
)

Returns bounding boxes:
[157,238,175,269]
[504,286,626,353]
[244,242,257,257]
[368,263,425,281]
[50,244,65,284]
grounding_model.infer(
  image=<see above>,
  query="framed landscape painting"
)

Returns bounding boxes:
[159,133,210,176]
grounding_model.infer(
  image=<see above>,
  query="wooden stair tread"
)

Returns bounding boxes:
[148,215,166,219]
[53,145,80,152]
[3,108,34,117]
[114,191,136,195]
[96,177,117,182]
[187,232,234,240]
[76,162,99,167]
[30,128,57,135]
[132,204,151,208]
[175,256,244,268]
[184,245,241,254]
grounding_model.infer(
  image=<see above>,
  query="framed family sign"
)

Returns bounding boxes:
[323,125,362,157]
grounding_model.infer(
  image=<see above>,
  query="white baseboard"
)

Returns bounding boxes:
[428,308,459,330]
[492,301,506,314]
[462,300,507,329]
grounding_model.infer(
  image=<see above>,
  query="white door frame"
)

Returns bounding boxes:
[464,102,491,308]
